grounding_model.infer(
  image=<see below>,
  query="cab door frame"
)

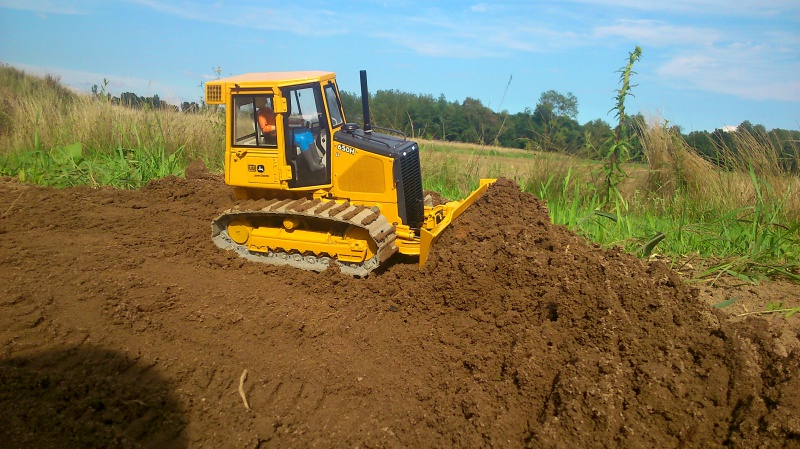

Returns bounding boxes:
[226,89,290,188]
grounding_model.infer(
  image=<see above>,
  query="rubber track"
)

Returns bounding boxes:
[211,198,398,277]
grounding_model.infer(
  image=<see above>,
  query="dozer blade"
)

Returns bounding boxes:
[419,178,495,267]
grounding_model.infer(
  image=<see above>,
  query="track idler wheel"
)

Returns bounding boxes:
[227,218,250,244]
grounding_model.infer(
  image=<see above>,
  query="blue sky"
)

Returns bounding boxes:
[1,0,798,132]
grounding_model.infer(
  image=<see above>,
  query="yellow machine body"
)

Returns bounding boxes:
[206,71,494,275]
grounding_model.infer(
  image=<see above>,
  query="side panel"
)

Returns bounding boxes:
[228,149,283,186]
[329,137,403,226]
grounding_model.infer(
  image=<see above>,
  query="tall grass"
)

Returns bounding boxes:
[637,116,799,221]
[420,119,799,284]
[633,119,799,282]
[1,139,186,189]
[419,139,596,200]
[0,64,225,180]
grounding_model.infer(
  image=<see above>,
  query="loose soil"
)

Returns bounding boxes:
[1,170,798,448]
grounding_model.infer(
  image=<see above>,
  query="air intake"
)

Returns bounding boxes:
[206,84,223,104]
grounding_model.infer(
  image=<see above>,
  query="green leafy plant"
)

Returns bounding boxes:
[602,45,642,206]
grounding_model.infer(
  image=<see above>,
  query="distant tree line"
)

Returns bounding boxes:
[341,89,641,159]
[92,80,203,113]
[684,121,799,172]
[341,89,799,170]
[92,78,798,171]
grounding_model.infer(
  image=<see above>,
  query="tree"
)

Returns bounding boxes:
[461,97,497,144]
[532,90,579,152]
[181,101,200,113]
[339,90,362,125]
[538,90,578,120]
[581,119,614,157]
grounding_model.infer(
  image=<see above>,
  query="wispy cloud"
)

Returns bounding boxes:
[559,0,800,17]
[0,0,99,15]
[122,0,346,37]
[28,0,793,106]
[11,62,187,103]
[364,4,585,57]
[470,3,490,13]
[594,19,720,47]
[588,16,800,103]
[657,43,800,102]
[119,0,580,57]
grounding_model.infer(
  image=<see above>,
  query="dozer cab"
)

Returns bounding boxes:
[206,70,494,276]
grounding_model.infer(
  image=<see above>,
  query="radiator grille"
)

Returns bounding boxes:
[398,147,424,227]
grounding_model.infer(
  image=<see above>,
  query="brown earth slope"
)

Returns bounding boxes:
[0,174,798,448]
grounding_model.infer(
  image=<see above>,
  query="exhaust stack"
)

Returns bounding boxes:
[359,70,373,134]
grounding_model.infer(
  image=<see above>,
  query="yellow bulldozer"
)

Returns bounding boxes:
[206,70,494,276]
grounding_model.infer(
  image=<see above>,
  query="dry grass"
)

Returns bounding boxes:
[638,118,716,199]
[418,138,599,199]
[420,117,798,232]
[0,65,224,169]
[636,117,799,221]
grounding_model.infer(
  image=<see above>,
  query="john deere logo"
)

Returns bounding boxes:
[257,165,265,173]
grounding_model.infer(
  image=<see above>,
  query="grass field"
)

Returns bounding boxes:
[422,137,799,281]
[1,65,798,284]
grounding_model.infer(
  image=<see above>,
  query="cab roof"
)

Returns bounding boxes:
[211,71,336,87]
[205,71,338,104]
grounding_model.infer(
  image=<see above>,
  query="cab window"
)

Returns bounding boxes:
[324,83,344,127]
[232,95,276,147]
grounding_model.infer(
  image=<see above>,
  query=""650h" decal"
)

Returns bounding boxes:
[337,144,356,155]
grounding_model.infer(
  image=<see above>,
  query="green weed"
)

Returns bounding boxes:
[1,138,184,189]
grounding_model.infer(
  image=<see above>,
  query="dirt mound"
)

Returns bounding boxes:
[184,158,222,181]
[411,178,799,446]
[0,176,797,448]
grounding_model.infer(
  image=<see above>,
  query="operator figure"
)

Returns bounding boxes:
[258,103,276,135]
[256,97,277,145]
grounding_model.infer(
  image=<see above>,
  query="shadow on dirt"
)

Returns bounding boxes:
[0,346,186,449]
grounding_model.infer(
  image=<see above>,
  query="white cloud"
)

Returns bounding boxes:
[470,3,490,13]
[594,19,720,47]
[657,43,800,102]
